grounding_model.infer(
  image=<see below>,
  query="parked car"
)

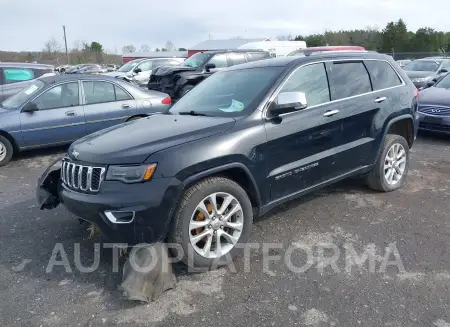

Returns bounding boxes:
[417,72,450,134]
[148,50,271,100]
[38,52,418,268]
[403,58,450,88]
[287,45,366,57]
[396,59,411,68]
[0,62,55,102]
[104,58,184,87]
[0,74,171,166]
[78,64,108,74]
[104,64,119,72]
[65,64,97,74]
[56,65,73,73]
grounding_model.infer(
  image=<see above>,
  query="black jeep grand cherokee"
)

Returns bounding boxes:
[147,50,271,100]
[38,52,419,268]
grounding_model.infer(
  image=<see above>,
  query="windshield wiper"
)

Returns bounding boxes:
[178,111,209,117]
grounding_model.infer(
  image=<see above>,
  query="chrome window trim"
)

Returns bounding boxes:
[262,58,406,119]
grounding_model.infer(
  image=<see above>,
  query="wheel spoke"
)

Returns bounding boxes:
[218,229,238,245]
[219,194,233,214]
[397,149,405,160]
[224,221,243,232]
[189,219,210,231]
[207,194,218,215]
[215,232,222,256]
[224,204,242,221]
[197,202,211,220]
[191,229,212,244]
[202,234,213,256]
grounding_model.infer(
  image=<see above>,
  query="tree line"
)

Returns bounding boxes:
[293,19,450,55]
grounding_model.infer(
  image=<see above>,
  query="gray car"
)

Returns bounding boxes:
[403,58,450,88]
[0,74,171,166]
[0,62,55,101]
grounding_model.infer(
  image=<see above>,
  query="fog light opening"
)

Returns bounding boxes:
[105,211,135,224]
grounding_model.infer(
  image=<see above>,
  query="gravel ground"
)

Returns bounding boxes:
[1,134,450,327]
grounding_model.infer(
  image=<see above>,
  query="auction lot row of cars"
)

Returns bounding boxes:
[0,46,448,268]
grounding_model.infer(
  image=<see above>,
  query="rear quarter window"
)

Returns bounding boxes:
[3,68,35,84]
[365,60,402,90]
[247,52,270,62]
[329,61,372,100]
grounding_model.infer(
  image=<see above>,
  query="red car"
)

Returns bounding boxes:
[288,45,366,57]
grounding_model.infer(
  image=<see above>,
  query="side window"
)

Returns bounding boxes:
[137,61,153,71]
[32,82,79,110]
[228,53,246,66]
[114,85,132,101]
[83,81,115,105]
[329,62,372,100]
[3,68,35,84]
[441,61,450,71]
[365,61,402,90]
[247,52,270,62]
[280,63,330,107]
[208,54,228,68]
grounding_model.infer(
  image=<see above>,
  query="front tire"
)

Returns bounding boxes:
[170,177,253,269]
[366,134,409,192]
[0,136,13,167]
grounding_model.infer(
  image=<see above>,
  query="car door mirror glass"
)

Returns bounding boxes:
[439,68,448,74]
[270,92,308,116]
[22,102,39,113]
[427,80,436,87]
[205,63,216,71]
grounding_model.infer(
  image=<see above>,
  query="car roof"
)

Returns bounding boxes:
[199,49,269,55]
[0,62,54,69]
[303,45,366,51]
[227,51,392,71]
[38,74,124,84]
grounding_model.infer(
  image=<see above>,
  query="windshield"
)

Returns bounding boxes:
[404,60,441,72]
[287,50,310,57]
[1,80,45,109]
[182,53,213,68]
[169,67,282,117]
[117,60,141,72]
[435,74,450,89]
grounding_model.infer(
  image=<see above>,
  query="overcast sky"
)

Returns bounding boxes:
[1,0,450,53]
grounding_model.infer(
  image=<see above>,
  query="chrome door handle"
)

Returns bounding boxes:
[375,97,387,103]
[65,110,77,116]
[323,109,339,117]
[122,104,131,109]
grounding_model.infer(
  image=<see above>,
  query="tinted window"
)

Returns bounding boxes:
[83,81,115,104]
[329,62,372,100]
[137,60,153,71]
[228,53,246,66]
[115,85,132,101]
[3,68,35,84]
[280,63,330,107]
[365,61,402,90]
[208,54,228,68]
[33,68,53,78]
[440,60,450,71]
[32,82,79,110]
[247,52,270,62]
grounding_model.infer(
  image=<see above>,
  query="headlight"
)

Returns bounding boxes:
[413,77,432,83]
[105,163,157,183]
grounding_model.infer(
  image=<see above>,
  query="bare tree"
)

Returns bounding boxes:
[42,37,62,59]
[164,40,175,52]
[122,45,136,53]
[276,34,293,41]
[140,44,151,52]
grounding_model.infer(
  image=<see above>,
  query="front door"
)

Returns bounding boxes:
[81,80,136,134]
[264,62,343,201]
[20,81,86,147]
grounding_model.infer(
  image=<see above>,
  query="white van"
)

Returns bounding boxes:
[238,41,307,58]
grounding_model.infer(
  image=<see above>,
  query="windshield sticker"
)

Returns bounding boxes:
[24,85,39,95]
[219,99,245,112]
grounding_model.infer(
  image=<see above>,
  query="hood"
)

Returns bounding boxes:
[405,71,437,79]
[418,87,450,107]
[102,71,126,78]
[153,66,197,77]
[69,114,236,164]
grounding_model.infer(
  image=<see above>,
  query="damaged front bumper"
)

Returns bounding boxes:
[36,157,63,210]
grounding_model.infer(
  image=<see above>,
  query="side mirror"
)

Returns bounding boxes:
[205,63,216,71]
[134,68,142,74]
[22,102,39,113]
[439,68,448,74]
[269,92,308,117]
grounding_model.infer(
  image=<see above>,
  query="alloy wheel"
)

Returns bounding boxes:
[384,143,407,185]
[0,141,7,162]
[189,192,244,259]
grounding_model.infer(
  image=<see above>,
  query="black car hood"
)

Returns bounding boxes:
[405,71,437,79]
[418,87,450,107]
[153,66,198,76]
[69,114,236,164]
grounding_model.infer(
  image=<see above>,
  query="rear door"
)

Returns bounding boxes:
[326,59,390,175]
[81,80,136,134]
[20,81,86,147]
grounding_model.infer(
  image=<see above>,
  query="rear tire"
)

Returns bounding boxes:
[366,134,409,192]
[169,177,253,269]
[0,135,14,167]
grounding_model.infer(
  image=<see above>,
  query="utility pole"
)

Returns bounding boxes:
[63,25,69,64]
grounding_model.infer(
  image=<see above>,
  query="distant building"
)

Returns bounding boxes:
[187,38,270,57]
[122,51,188,63]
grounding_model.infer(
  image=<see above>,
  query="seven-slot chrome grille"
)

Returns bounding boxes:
[419,105,450,116]
[61,159,106,192]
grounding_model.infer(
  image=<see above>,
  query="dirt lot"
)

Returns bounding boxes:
[1,134,450,327]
